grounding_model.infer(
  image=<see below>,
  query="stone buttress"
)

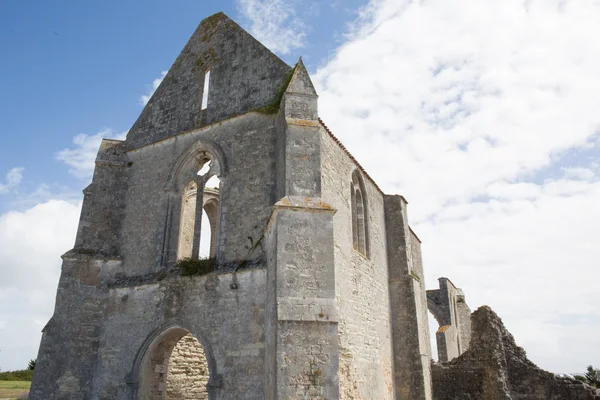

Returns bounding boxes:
[29,139,128,399]
[265,59,341,399]
[385,195,433,399]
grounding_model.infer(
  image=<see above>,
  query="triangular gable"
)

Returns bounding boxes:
[285,57,317,97]
[127,12,292,149]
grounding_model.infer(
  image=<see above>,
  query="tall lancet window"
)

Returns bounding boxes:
[177,152,221,260]
[351,169,369,258]
[201,70,210,110]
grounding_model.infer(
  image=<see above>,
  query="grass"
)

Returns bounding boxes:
[0,380,30,399]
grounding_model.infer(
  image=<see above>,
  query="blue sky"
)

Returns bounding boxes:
[0,0,363,209]
[1,0,600,375]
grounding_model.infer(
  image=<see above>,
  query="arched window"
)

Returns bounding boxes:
[176,152,221,261]
[351,170,369,258]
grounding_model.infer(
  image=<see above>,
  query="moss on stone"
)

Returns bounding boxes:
[253,64,297,114]
[199,13,226,42]
[410,269,421,282]
[177,257,217,276]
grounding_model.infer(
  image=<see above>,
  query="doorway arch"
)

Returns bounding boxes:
[133,325,218,399]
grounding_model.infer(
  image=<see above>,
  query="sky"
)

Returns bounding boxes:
[0,0,598,374]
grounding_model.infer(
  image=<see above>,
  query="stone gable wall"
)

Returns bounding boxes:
[126,13,291,149]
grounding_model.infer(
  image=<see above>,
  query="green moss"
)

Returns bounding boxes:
[253,64,297,114]
[73,248,96,255]
[307,361,322,387]
[199,13,226,42]
[176,257,217,276]
[409,269,421,282]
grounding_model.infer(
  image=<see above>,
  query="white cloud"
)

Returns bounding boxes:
[237,0,307,54]
[314,0,600,372]
[55,129,127,181]
[140,71,167,105]
[0,167,24,194]
[0,199,81,370]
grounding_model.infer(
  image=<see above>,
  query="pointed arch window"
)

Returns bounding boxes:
[351,169,369,258]
[177,151,221,261]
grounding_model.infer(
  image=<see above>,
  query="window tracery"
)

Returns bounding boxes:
[176,151,221,260]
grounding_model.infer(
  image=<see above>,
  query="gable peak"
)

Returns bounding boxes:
[285,57,318,97]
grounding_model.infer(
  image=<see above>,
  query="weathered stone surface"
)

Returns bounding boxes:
[432,306,600,400]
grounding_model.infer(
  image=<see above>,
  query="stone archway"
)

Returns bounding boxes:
[138,327,210,400]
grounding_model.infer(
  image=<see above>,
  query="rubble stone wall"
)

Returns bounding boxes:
[166,334,209,400]
[432,306,600,400]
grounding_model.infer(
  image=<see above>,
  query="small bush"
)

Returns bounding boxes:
[0,369,34,381]
[176,257,216,276]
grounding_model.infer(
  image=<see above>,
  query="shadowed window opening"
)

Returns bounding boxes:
[351,170,369,258]
[201,70,210,110]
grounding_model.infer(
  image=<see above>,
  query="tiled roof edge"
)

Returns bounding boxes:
[318,118,384,195]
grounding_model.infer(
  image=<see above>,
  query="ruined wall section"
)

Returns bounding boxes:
[30,140,129,400]
[427,278,472,363]
[456,299,471,354]
[29,254,108,400]
[432,306,600,400]
[120,113,278,275]
[91,269,267,399]
[126,12,291,149]
[320,129,394,399]
[74,139,128,256]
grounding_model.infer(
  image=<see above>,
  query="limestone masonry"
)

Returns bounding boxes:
[29,12,599,400]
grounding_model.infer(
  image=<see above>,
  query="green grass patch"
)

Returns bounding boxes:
[0,381,31,389]
[0,380,30,399]
[176,257,217,276]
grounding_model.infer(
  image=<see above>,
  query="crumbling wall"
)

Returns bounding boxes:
[427,278,471,363]
[432,306,600,400]
[166,334,209,400]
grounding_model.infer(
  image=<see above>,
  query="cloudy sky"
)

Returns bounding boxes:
[1,0,598,374]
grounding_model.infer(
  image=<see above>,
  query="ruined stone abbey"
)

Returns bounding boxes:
[30,12,600,400]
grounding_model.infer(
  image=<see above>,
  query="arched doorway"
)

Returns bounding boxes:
[137,327,211,399]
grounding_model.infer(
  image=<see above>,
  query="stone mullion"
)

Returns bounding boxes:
[191,177,206,259]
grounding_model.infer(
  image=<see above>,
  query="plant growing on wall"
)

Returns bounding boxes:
[176,257,216,276]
